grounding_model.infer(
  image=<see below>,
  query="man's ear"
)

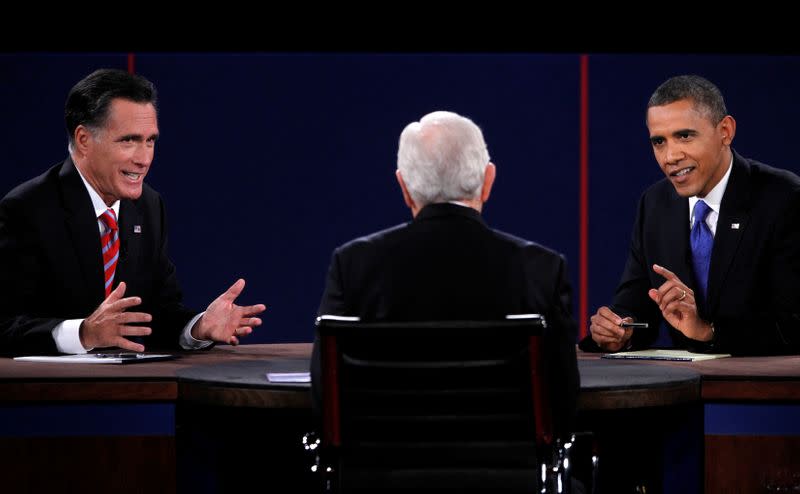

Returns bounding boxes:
[396,170,418,213]
[480,163,496,203]
[74,125,93,155]
[719,115,736,146]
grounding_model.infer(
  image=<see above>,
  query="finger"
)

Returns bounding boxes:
[662,299,696,315]
[653,264,679,282]
[228,335,240,346]
[592,331,626,346]
[220,278,246,302]
[116,312,153,324]
[108,296,144,312]
[597,306,623,325]
[105,282,127,302]
[592,330,623,344]
[648,288,660,304]
[656,283,680,310]
[659,283,695,311]
[239,304,266,316]
[119,325,152,337]
[591,332,618,344]
[235,326,253,337]
[657,277,690,298]
[114,337,145,353]
[592,309,625,332]
[590,318,625,340]
[664,286,694,311]
[239,317,261,327]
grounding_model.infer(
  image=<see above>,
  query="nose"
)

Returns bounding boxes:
[133,142,154,168]
[663,142,685,166]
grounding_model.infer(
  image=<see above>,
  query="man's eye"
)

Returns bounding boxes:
[651,137,664,146]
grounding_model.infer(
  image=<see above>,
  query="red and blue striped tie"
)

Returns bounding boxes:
[100,209,120,298]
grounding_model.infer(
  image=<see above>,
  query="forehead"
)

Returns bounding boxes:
[646,99,714,134]
[103,99,158,134]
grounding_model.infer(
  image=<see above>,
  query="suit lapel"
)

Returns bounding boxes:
[116,199,142,285]
[707,155,751,314]
[58,158,105,302]
[662,189,695,292]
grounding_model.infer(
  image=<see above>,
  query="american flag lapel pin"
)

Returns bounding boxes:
[731,223,740,230]
[133,225,142,233]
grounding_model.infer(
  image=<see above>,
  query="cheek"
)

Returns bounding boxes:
[654,153,667,169]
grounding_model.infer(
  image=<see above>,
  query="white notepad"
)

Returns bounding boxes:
[266,372,311,383]
[14,353,175,364]
[602,349,731,362]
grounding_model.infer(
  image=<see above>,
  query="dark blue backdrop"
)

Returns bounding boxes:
[1,53,798,344]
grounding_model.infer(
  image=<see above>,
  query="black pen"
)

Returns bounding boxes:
[95,353,143,359]
[620,322,649,329]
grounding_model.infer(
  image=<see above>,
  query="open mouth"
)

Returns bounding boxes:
[122,171,143,182]
[670,166,695,178]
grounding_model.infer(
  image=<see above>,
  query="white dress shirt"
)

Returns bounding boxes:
[687,155,734,237]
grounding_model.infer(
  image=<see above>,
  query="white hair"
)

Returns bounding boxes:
[397,111,490,207]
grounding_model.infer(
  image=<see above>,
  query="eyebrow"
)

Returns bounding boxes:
[649,128,698,141]
[115,133,159,142]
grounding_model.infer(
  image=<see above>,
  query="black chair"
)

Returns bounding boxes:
[306,315,596,493]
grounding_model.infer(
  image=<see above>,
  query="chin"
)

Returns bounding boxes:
[671,184,699,198]
[120,188,144,201]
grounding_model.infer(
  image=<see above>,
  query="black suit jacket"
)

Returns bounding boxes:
[0,158,196,355]
[313,203,580,434]
[580,152,800,355]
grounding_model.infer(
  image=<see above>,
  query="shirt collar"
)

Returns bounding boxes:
[74,163,120,219]
[689,154,733,219]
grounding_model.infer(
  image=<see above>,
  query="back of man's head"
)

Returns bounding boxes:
[65,68,157,152]
[397,111,490,208]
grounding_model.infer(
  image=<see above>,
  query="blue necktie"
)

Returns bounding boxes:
[690,200,714,304]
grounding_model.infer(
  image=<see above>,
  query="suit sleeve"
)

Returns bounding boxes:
[146,195,197,349]
[317,248,347,317]
[579,193,662,352]
[0,196,61,355]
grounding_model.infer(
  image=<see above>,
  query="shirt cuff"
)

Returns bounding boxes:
[180,312,213,350]
[52,319,90,354]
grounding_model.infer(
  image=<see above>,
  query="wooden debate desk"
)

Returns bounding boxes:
[2,345,800,493]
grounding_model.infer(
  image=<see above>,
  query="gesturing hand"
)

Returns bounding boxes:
[648,264,713,342]
[80,282,152,352]
[192,279,266,345]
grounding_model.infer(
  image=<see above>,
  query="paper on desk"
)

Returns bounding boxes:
[602,349,731,361]
[267,372,311,383]
[13,354,174,364]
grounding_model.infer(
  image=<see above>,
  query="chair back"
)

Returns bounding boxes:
[316,315,553,492]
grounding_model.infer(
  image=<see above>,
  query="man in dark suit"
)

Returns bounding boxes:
[583,75,800,355]
[314,110,579,434]
[0,69,265,356]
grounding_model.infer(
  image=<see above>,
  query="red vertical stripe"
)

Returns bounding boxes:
[579,55,590,339]
[127,53,135,74]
